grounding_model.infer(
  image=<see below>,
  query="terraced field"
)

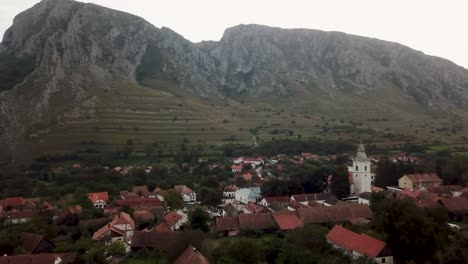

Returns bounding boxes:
[20,78,468,161]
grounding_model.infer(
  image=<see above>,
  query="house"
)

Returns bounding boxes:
[233,157,244,165]
[287,201,311,211]
[223,185,239,203]
[426,185,464,198]
[437,197,468,222]
[326,225,393,264]
[243,157,264,167]
[397,189,438,207]
[55,205,82,226]
[3,211,35,225]
[398,174,442,189]
[231,164,243,173]
[1,197,24,211]
[222,203,239,217]
[272,211,304,231]
[290,193,336,206]
[130,231,205,259]
[241,172,253,181]
[175,185,197,203]
[131,186,154,198]
[297,204,373,224]
[358,192,372,205]
[174,245,210,264]
[92,212,135,244]
[239,212,277,232]
[235,187,262,204]
[259,196,290,207]
[19,233,55,254]
[0,253,76,264]
[154,222,172,232]
[215,217,240,236]
[113,198,163,210]
[87,192,109,208]
[243,202,269,214]
[164,211,186,231]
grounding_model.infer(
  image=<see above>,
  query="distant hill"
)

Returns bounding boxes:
[1,0,468,164]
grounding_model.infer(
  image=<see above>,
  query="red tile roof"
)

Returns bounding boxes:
[239,213,277,230]
[245,202,269,214]
[175,185,194,195]
[272,211,304,230]
[164,211,183,227]
[131,186,152,198]
[87,192,109,203]
[114,198,162,208]
[5,197,24,207]
[92,212,135,240]
[155,222,172,232]
[174,245,210,264]
[297,204,373,224]
[5,211,35,219]
[326,225,387,259]
[216,217,239,232]
[130,231,205,259]
[0,254,68,264]
[287,201,311,210]
[297,206,329,224]
[263,196,290,204]
[438,197,468,212]
[405,173,442,183]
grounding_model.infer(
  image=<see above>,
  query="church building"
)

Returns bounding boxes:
[348,143,373,195]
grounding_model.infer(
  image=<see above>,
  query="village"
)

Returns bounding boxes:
[0,143,467,264]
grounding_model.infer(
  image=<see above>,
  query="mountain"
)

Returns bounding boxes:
[1,0,468,164]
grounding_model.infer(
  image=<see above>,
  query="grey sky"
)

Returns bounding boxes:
[1,0,467,69]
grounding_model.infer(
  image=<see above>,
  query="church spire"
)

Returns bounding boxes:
[355,142,368,161]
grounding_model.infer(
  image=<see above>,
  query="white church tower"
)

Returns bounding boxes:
[349,142,372,195]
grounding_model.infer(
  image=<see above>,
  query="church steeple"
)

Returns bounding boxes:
[355,142,369,161]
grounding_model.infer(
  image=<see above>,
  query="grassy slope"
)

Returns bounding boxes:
[18,75,468,161]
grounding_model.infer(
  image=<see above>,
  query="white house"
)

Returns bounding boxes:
[92,212,135,245]
[243,157,264,168]
[87,192,109,208]
[175,185,197,203]
[4,211,34,225]
[348,143,373,195]
[163,210,187,231]
[235,187,262,204]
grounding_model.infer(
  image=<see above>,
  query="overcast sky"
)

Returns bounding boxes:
[1,0,467,69]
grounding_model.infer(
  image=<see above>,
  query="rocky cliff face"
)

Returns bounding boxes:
[1,0,468,163]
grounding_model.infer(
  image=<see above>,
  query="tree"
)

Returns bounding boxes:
[106,240,126,257]
[373,198,451,263]
[164,189,183,210]
[330,166,350,198]
[213,238,262,264]
[120,204,134,216]
[199,187,222,206]
[188,207,211,232]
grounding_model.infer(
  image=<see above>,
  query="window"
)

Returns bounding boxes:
[382,258,386,263]
[355,166,358,171]
[364,166,367,171]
